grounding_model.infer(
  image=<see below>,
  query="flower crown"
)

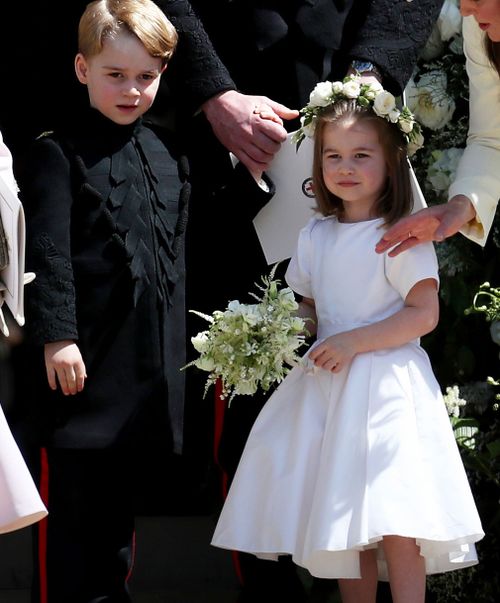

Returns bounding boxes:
[292,74,424,156]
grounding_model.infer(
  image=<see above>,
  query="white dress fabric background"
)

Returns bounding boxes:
[0,403,47,534]
[212,216,484,580]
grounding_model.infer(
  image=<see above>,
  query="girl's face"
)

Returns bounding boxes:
[75,30,164,125]
[321,119,387,222]
[461,0,500,41]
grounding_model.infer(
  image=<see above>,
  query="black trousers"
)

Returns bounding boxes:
[31,448,135,603]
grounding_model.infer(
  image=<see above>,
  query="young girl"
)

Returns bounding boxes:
[211,78,484,602]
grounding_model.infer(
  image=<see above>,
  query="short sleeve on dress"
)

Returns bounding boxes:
[285,217,321,298]
[384,241,439,300]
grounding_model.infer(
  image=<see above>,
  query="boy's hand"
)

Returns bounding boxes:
[308,332,357,373]
[44,340,87,396]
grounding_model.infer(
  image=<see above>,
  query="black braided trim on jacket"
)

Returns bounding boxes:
[26,232,78,345]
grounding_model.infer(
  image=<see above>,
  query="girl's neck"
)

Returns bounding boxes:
[339,204,380,224]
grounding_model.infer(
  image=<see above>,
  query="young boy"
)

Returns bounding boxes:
[19,1,189,600]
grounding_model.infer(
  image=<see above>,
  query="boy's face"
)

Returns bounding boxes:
[75,30,164,125]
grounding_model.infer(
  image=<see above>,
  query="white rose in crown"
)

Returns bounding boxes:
[300,115,316,138]
[373,91,396,116]
[342,79,361,98]
[309,82,334,107]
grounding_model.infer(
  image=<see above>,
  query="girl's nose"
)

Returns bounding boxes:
[339,162,354,175]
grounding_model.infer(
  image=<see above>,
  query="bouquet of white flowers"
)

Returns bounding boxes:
[185,267,309,403]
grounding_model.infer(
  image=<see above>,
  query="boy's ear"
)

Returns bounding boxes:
[75,53,89,84]
[161,64,168,75]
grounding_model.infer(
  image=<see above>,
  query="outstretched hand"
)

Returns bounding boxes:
[375,196,477,257]
[202,90,299,174]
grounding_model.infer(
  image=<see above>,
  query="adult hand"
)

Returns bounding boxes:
[375,195,477,257]
[44,340,87,396]
[201,90,299,174]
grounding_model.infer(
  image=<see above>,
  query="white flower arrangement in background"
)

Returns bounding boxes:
[406,71,456,130]
[426,147,464,194]
[293,74,424,155]
[185,266,309,403]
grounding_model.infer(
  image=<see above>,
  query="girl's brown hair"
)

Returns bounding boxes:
[485,37,500,77]
[78,0,178,66]
[312,100,412,226]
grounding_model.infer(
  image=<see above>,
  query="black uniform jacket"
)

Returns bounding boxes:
[20,107,190,453]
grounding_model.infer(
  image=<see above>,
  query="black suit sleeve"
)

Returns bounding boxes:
[157,0,236,114]
[20,138,78,345]
[348,0,445,95]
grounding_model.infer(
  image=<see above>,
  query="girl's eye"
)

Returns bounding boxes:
[355,153,369,159]
[325,153,340,160]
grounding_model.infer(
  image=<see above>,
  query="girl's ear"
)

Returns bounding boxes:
[75,53,89,84]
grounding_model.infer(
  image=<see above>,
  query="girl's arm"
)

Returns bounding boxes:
[309,278,438,372]
[44,340,87,396]
[298,297,318,337]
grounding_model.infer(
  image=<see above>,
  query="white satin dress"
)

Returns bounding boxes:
[0,403,47,534]
[211,216,484,580]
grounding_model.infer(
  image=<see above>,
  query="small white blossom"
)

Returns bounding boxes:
[342,79,361,99]
[331,81,344,94]
[388,109,401,123]
[443,385,467,418]
[300,115,316,138]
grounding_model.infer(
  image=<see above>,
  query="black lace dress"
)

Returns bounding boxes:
[20,107,189,454]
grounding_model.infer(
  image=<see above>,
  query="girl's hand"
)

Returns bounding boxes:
[44,340,87,396]
[308,332,357,373]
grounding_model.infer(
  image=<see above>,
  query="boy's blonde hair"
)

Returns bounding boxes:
[79,0,177,66]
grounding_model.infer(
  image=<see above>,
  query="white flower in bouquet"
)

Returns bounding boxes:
[406,70,455,130]
[437,0,462,42]
[427,147,464,193]
[185,266,309,403]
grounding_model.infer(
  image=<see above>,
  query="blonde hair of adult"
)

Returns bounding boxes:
[79,0,178,66]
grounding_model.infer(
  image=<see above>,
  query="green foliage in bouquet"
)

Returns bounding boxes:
[185,266,309,403]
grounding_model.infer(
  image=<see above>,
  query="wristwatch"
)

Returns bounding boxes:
[350,60,383,81]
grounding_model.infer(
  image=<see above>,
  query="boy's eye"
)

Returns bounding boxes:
[108,72,123,79]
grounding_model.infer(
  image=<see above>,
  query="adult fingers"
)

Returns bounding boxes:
[263,98,300,121]
[46,365,58,391]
